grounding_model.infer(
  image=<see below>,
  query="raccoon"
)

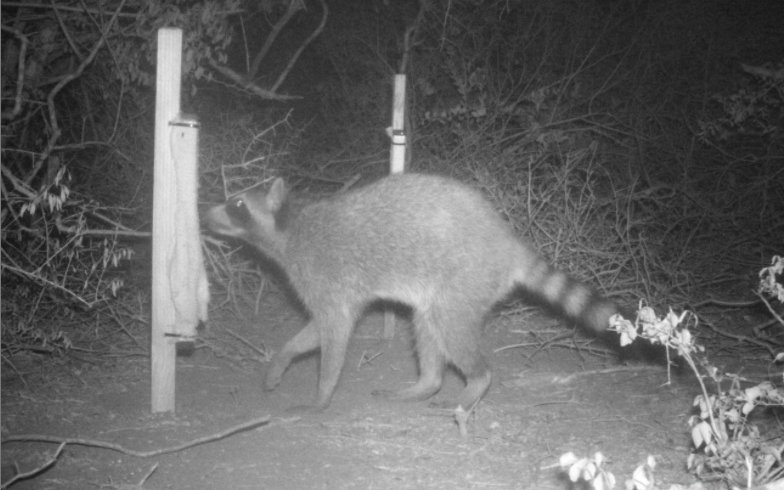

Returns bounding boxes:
[205,173,617,411]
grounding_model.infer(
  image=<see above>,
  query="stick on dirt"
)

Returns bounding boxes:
[1,415,276,458]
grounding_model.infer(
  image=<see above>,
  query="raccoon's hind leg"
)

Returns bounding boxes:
[373,301,493,408]
[448,351,492,410]
[373,308,446,401]
[439,307,492,410]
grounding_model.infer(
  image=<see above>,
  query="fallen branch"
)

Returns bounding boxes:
[1,415,277,458]
[1,442,65,489]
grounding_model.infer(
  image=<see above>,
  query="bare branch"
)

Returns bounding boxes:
[239,15,251,72]
[248,0,304,79]
[207,58,301,100]
[269,0,328,93]
[84,209,151,237]
[0,26,29,121]
[0,1,138,18]
[2,416,275,458]
[756,290,784,329]
[0,163,37,199]
[400,0,427,73]
[35,0,128,176]
[1,263,94,308]
[51,0,83,60]
[0,442,66,489]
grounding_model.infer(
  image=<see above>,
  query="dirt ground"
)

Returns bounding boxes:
[2,293,722,490]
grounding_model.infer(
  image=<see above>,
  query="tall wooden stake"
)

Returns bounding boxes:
[151,28,210,412]
[383,74,408,339]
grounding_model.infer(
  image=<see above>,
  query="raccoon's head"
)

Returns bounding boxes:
[204,178,290,254]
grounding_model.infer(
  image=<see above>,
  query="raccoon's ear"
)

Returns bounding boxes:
[266,178,288,212]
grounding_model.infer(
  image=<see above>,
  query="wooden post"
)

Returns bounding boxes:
[383,74,408,339]
[150,28,210,412]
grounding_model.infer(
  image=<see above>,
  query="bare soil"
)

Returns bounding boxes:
[2,293,713,490]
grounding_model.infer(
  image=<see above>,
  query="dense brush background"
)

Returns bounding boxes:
[2,0,782,372]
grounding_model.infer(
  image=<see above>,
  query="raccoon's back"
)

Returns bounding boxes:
[282,174,526,293]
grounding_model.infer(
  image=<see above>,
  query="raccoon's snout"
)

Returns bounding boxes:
[204,204,239,237]
[205,193,263,239]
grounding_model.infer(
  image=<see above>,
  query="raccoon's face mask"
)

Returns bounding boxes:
[204,179,288,248]
[204,197,248,239]
[225,197,253,228]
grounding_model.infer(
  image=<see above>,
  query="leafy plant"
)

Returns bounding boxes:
[560,256,784,489]
[559,452,617,490]
[1,168,134,357]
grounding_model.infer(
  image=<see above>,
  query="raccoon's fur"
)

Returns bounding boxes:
[205,173,617,411]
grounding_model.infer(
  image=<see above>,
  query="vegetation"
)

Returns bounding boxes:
[561,256,783,489]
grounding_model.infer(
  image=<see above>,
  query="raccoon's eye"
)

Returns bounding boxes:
[226,198,251,223]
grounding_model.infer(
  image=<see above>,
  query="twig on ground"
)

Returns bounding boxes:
[1,442,66,489]
[692,297,760,308]
[494,335,615,358]
[225,328,271,361]
[1,415,278,459]
[357,350,383,369]
[552,365,663,384]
